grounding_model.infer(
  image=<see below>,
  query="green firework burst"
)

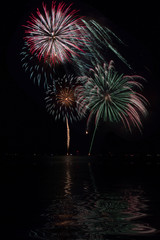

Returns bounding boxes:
[76,60,148,154]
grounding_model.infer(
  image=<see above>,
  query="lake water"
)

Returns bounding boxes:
[1,155,160,239]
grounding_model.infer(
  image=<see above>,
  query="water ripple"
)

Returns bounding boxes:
[29,157,157,239]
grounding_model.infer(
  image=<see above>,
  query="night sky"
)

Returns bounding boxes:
[1,0,160,155]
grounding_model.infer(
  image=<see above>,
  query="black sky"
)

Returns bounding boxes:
[1,0,160,154]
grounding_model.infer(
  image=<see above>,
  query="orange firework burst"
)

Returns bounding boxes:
[45,74,84,155]
[45,75,82,122]
[56,88,75,107]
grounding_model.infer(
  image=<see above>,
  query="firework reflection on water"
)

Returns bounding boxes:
[28,156,157,240]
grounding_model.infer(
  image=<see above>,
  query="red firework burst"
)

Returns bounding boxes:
[24,1,86,64]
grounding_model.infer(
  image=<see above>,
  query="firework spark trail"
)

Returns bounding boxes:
[66,116,70,155]
[23,1,87,65]
[70,19,132,77]
[76,60,148,155]
[89,20,130,67]
[80,20,131,70]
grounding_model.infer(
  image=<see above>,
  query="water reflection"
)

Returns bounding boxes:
[29,156,156,239]
[64,156,72,197]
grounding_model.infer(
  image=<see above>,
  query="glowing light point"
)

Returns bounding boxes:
[105,93,111,102]
[51,32,55,38]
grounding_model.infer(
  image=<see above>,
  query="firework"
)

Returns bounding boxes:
[21,42,56,88]
[70,19,132,77]
[24,1,87,65]
[76,60,148,155]
[22,3,131,86]
[76,19,131,73]
[45,75,84,154]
